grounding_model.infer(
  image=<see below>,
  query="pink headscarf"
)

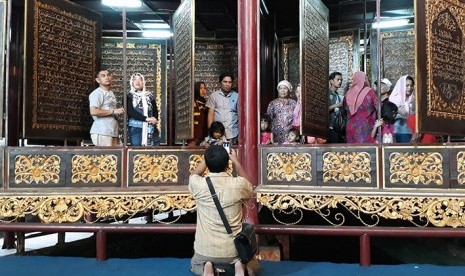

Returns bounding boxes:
[345,71,372,114]
[389,75,413,111]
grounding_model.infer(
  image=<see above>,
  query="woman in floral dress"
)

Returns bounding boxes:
[344,71,379,143]
[267,80,297,144]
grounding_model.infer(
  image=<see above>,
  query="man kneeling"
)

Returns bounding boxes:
[189,145,253,276]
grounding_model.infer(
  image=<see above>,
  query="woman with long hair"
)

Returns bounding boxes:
[188,82,209,146]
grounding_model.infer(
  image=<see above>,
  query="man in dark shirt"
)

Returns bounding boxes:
[328,72,345,143]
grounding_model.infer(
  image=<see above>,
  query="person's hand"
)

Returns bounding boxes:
[146,117,158,125]
[336,102,343,108]
[411,133,422,143]
[374,118,383,128]
[113,108,125,115]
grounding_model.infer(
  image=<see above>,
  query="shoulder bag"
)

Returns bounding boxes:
[206,177,257,264]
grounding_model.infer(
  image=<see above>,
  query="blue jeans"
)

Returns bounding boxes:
[396,133,412,143]
[129,126,143,146]
[129,126,161,146]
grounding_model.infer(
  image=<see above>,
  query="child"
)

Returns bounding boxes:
[282,128,300,145]
[201,121,227,148]
[371,101,398,143]
[260,114,274,145]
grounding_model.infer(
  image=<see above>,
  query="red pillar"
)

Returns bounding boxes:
[359,233,371,266]
[96,230,107,261]
[238,0,259,224]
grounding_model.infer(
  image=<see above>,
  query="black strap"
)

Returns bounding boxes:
[206,177,233,234]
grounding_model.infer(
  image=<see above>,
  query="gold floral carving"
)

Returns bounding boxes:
[133,154,179,183]
[425,0,465,120]
[257,193,465,228]
[0,194,196,223]
[71,155,118,184]
[189,154,233,176]
[322,152,371,183]
[389,152,443,185]
[457,152,465,185]
[266,153,312,181]
[14,155,61,184]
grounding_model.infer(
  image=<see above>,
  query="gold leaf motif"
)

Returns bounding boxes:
[457,152,465,185]
[389,152,443,185]
[257,193,465,228]
[266,153,312,181]
[71,155,118,184]
[133,154,179,183]
[38,197,84,223]
[14,155,61,184]
[189,154,233,176]
[0,194,196,223]
[322,152,371,183]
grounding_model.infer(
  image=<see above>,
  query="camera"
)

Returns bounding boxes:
[222,142,231,153]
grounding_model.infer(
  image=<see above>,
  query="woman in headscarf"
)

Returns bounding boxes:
[389,75,414,143]
[344,71,379,143]
[267,80,297,144]
[188,81,209,146]
[127,73,160,146]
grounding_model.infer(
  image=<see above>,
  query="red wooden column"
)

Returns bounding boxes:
[238,0,259,224]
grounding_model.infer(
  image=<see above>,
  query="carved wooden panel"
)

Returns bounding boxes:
[194,42,238,95]
[317,147,377,188]
[0,1,5,138]
[173,0,195,140]
[329,30,360,94]
[101,38,167,144]
[370,27,414,87]
[7,148,123,188]
[416,0,465,135]
[281,41,299,89]
[300,0,329,138]
[383,146,449,189]
[260,146,317,186]
[24,0,101,139]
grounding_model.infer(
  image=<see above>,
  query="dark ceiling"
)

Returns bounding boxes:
[69,0,414,39]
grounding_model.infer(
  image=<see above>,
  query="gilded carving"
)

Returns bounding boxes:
[329,32,354,95]
[257,193,465,228]
[425,0,465,120]
[133,154,179,183]
[189,154,233,176]
[71,155,118,184]
[14,155,61,184]
[389,152,443,185]
[380,29,415,83]
[457,151,465,184]
[0,194,196,223]
[266,153,312,181]
[322,152,371,183]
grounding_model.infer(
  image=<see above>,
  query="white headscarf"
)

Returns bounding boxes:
[389,75,414,115]
[129,73,151,146]
[277,80,293,92]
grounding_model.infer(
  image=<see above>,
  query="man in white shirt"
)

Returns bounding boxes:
[88,69,125,146]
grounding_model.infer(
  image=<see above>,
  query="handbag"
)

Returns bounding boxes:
[206,177,257,264]
[333,108,347,135]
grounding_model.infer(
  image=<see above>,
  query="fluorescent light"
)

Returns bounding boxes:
[360,39,369,45]
[142,30,173,38]
[102,0,142,8]
[372,19,409,29]
[135,23,170,29]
